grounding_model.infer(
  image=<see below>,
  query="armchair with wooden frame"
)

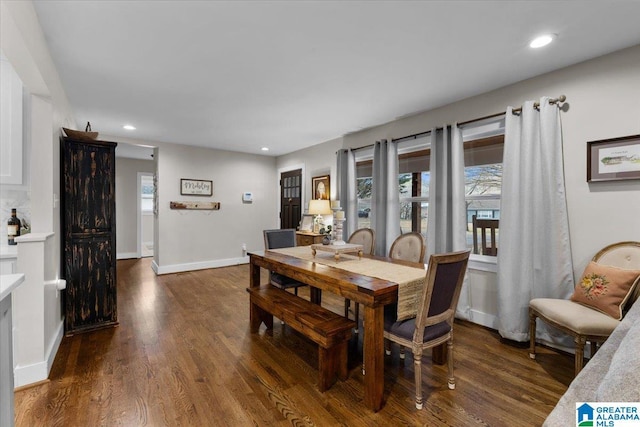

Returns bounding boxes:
[529,241,640,376]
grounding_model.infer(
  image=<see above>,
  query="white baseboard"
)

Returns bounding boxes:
[45,320,64,377]
[468,309,498,330]
[464,311,577,355]
[14,320,63,388]
[117,252,138,260]
[14,360,48,388]
[154,256,250,275]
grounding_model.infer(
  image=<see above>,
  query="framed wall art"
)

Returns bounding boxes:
[181,178,213,196]
[299,214,314,232]
[587,134,640,182]
[312,175,330,200]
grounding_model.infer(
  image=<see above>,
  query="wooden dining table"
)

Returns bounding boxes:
[248,249,435,412]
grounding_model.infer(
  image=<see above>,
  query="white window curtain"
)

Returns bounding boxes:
[425,125,471,320]
[371,140,400,256]
[497,97,574,342]
[336,149,357,240]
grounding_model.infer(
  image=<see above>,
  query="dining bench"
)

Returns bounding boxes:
[247,284,355,391]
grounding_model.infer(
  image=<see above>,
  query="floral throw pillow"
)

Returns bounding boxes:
[570,261,640,320]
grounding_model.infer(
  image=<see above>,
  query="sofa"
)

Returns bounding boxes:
[543,297,640,426]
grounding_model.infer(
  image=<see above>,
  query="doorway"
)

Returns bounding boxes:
[138,173,154,257]
[280,168,302,229]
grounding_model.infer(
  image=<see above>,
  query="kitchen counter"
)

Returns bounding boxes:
[0,245,18,259]
[0,273,24,301]
[1,272,24,427]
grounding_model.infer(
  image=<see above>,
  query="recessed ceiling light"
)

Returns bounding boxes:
[529,34,555,49]
[123,124,136,130]
[261,147,269,151]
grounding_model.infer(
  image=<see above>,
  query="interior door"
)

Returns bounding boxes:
[280,169,302,229]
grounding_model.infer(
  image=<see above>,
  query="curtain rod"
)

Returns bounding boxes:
[344,95,567,150]
[458,94,567,126]
[390,95,567,143]
[348,129,437,150]
[392,129,433,144]
[511,94,566,115]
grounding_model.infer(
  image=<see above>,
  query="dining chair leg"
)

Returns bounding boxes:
[354,303,359,333]
[575,335,586,375]
[344,300,359,333]
[447,338,455,390]
[589,341,597,359]
[528,310,537,360]
[413,348,423,410]
[360,323,365,375]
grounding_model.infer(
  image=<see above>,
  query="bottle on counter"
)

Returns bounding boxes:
[7,208,21,245]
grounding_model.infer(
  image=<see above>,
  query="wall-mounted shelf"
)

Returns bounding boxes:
[170,201,220,210]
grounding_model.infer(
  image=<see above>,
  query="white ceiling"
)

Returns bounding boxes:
[33,1,640,157]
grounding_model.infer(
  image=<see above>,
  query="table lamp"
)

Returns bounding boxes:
[308,200,332,233]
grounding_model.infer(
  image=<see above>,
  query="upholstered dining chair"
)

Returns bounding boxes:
[384,249,470,409]
[263,229,307,296]
[344,228,375,331]
[389,232,426,264]
[529,241,640,376]
[361,232,427,374]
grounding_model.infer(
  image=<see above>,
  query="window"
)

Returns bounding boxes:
[356,148,374,230]
[397,136,430,238]
[462,119,505,256]
[354,118,504,255]
[355,139,431,237]
[141,175,154,213]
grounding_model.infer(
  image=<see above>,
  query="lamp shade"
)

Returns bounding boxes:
[308,199,332,215]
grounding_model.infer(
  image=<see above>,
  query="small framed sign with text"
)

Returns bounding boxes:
[180,179,213,196]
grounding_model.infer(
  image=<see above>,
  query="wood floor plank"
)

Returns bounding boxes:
[14,258,574,426]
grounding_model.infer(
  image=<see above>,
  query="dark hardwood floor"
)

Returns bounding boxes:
[15,258,573,426]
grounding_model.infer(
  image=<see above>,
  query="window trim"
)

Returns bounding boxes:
[468,254,498,272]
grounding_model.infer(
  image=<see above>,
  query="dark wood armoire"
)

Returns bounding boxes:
[61,136,117,335]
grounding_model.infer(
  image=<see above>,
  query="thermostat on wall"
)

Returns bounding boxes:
[242,192,253,203]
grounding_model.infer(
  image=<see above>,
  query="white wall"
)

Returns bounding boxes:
[277,137,343,213]
[115,157,155,258]
[1,0,75,386]
[154,142,278,273]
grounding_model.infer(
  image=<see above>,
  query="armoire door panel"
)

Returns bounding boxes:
[62,140,115,233]
[64,237,117,332]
